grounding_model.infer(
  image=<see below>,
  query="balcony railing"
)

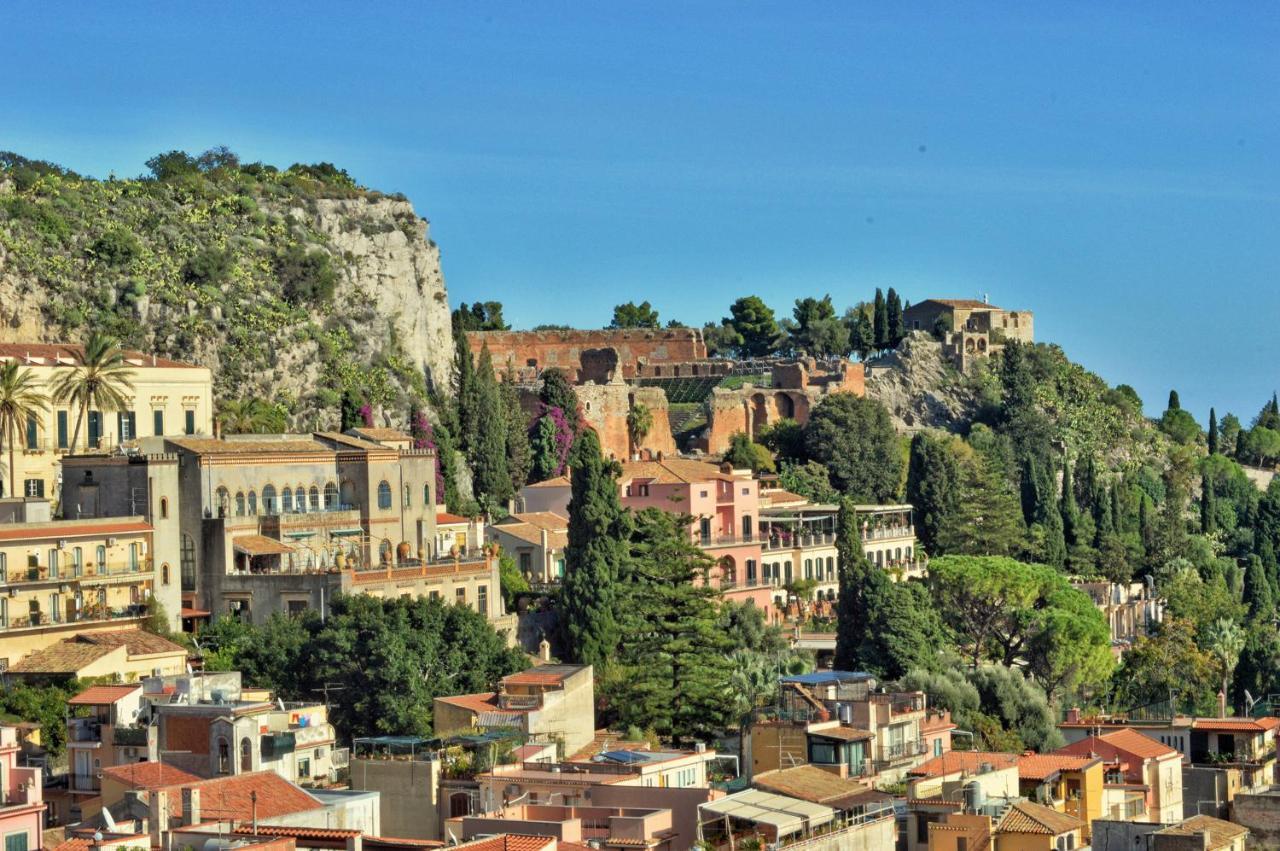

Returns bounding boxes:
[862,525,914,542]
[0,604,148,632]
[113,726,149,746]
[875,738,928,765]
[70,773,100,792]
[68,720,102,743]
[2,559,153,587]
[699,534,756,547]
[762,532,836,551]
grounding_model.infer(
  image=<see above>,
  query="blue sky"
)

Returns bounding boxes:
[3,2,1277,420]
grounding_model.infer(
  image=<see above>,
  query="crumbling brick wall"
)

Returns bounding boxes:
[470,328,707,381]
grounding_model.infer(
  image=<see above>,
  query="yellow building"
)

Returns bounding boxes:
[1016,754,1103,839]
[0,510,166,668]
[994,801,1085,851]
[0,343,213,503]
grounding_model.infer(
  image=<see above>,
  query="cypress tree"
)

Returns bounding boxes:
[1244,555,1274,622]
[1092,482,1114,548]
[1110,483,1125,535]
[886,287,905,348]
[905,432,960,556]
[469,345,512,507]
[560,429,629,668]
[1208,408,1219,455]
[1200,474,1216,534]
[501,369,533,492]
[1061,459,1079,547]
[1168,389,1180,411]
[1138,495,1155,555]
[454,323,480,456]
[834,498,873,671]
[1259,537,1280,598]
[1019,456,1042,527]
[872,288,888,351]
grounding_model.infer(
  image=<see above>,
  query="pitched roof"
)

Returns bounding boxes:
[10,629,184,674]
[619,458,737,485]
[503,666,576,687]
[436,692,501,714]
[348,427,412,442]
[912,299,1001,311]
[494,513,570,548]
[525,476,570,489]
[164,770,323,821]
[807,726,874,742]
[1016,753,1100,782]
[452,836,555,851]
[908,751,1019,779]
[1057,727,1179,761]
[102,761,203,788]
[316,431,393,451]
[752,765,882,806]
[436,513,474,525]
[998,800,1082,836]
[233,534,295,556]
[1155,815,1248,849]
[1191,718,1272,732]
[69,684,142,705]
[0,343,201,369]
[168,437,328,455]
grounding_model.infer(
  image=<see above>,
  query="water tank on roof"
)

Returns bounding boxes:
[963,781,985,813]
[838,703,853,724]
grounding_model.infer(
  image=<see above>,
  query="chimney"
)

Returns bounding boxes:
[181,787,200,826]
[1065,707,1081,724]
[149,789,170,849]
[539,638,552,663]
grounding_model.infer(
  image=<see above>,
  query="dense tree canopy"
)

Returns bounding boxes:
[803,395,900,502]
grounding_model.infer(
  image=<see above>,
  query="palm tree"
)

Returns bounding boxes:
[217,398,286,435]
[0,361,50,498]
[1204,617,1246,707]
[626,402,653,457]
[50,333,135,452]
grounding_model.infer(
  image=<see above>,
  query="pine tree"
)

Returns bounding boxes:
[559,429,630,668]
[612,509,734,745]
[872,288,888,351]
[1200,474,1216,534]
[886,287,904,348]
[834,499,873,671]
[1168,389,1180,411]
[1208,408,1219,455]
[501,369,532,492]
[469,346,512,507]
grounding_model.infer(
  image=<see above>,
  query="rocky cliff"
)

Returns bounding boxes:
[0,154,454,428]
[864,331,985,432]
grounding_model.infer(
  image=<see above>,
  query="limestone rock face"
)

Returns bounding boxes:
[865,331,981,432]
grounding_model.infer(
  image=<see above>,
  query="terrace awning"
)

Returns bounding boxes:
[331,528,364,537]
[233,535,294,556]
[700,790,835,837]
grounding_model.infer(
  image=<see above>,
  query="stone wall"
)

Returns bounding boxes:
[1231,791,1280,848]
[471,328,707,382]
[577,381,676,461]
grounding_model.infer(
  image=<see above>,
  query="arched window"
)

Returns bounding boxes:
[309,486,320,510]
[160,497,169,519]
[424,484,431,505]
[404,484,411,508]
[215,487,230,517]
[324,482,338,510]
[262,485,277,514]
[181,535,195,590]
[826,556,834,580]
[248,490,258,515]
[282,488,293,513]
[296,485,307,512]
[162,563,171,586]
[241,737,252,772]
[96,545,106,568]
[235,492,246,516]
[217,737,230,774]
[377,481,392,510]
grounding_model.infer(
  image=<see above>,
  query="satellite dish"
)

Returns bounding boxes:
[93,833,104,843]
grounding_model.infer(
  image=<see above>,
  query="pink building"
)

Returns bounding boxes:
[616,460,775,616]
[0,725,45,851]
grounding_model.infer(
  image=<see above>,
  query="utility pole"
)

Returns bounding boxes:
[312,683,346,709]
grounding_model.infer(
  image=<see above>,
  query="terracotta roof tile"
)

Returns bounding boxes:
[168,437,328,455]
[1155,815,1248,849]
[752,765,873,805]
[9,640,114,673]
[915,299,1002,311]
[998,801,1081,836]
[1056,728,1178,761]
[1016,754,1099,782]
[807,726,874,742]
[69,684,142,705]
[453,836,555,851]
[908,751,1019,779]
[348,427,412,442]
[619,459,738,485]
[233,826,361,840]
[0,520,152,542]
[102,761,202,788]
[0,343,201,370]
[437,692,501,714]
[503,665,581,686]
[1191,719,1270,732]
[78,629,187,656]
[526,477,570,489]
[436,513,474,525]
[164,770,323,821]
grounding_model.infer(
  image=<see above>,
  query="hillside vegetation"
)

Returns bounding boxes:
[0,148,453,428]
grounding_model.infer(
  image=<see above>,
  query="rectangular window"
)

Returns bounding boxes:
[297,758,310,779]
[129,543,139,572]
[57,410,69,449]
[153,409,164,436]
[24,479,44,498]
[26,415,37,450]
[87,411,101,448]
[117,411,136,441]
[184,410,196,435]
[6,831,30,851]
[48,549,59,580]
[455,588,466,605]
[477,585,488,616]
[519,552,531,574]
